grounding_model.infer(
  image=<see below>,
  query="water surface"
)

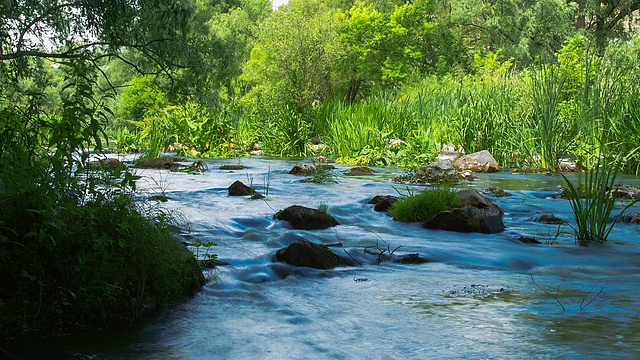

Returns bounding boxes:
[5,157,640,359]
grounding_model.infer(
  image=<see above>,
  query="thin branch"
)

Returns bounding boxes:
[531,274,565,312]
[16,2,82,52]
[334,229,362,266]
[580,282,604,311]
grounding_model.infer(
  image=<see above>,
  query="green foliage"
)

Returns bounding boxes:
[305,161,337,184]
[242,0,343,112]
[389,186,460,222]
[118,75,168,125]
[318,96,415,166]
[561,154,637,243]
[0,0,205,334]
[521,65,576,171]
[0,175,204,332]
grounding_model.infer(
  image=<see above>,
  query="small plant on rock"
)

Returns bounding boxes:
[389,186,460,222]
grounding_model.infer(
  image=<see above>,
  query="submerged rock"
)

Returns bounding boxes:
[274,205,339,230]
[393,253,433,264]
[422,189,505,234]
[613,186,640,200]
[275,240,340,269]
[220,164,246,170]
[616,213,640,224]
[518,236,542,244]
[86,158,125,171]
[530,214,566,224]
[453,150,501,173]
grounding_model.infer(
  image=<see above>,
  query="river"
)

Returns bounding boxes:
[4,157,640,359]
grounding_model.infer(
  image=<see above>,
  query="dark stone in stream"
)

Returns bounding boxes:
[228,180,257,196]
[612,185,640,200]
[518,236,542,244]
[530,214,566,224]
[368,195,398,212]
[219,164,247,170]
[275,240,340,269]
[422,189,505,234]
[393,253,433,264]
[289,164,316,175]
[616,213,640,224]
[274,205,339,230]
[344,167,376,176]
[483,187,512,198]
[134,157,181,170]
[86,158,126,171]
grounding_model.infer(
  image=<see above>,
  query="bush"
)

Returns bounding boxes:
[389,187,460,222]
[0,166,204,333]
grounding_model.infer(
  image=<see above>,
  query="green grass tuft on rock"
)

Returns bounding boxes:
[388,187,460,223]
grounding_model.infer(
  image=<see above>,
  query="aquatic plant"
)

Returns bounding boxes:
[388,186,460,223]
[305,161,337,184]
[561,155,638,243]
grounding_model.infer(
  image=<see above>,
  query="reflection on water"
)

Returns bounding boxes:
[3,157,639,359]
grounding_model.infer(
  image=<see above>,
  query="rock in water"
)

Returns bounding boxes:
[274,205,339,230]
[453,150,501,173]
[422,189,505,234]
[228,180,255,196]
[276,240,340,269]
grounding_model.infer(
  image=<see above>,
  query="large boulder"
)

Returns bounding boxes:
[422,189,505,234]
[275,240,340,269]
[415,159,458,183]
[274,205,339,230]
[453,150,501,173]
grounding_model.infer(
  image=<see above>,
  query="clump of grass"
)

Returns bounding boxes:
[388,187,460,222]
[562,155,638,243]
[305,161,337,184]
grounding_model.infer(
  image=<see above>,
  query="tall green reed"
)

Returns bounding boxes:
[523,65,575,171]
[561,150,637,243]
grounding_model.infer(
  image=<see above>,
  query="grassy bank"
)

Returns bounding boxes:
[0,163,204,333]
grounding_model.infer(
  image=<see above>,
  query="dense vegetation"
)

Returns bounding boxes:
[95,0,639,174]
[1,0,639,332]
[0,0,205,333]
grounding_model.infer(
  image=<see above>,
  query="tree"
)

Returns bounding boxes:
[242,0,344,112]
[450,0,576,64]
[338,0,465,101]
[0,1,192,79]
[577,0,640,52]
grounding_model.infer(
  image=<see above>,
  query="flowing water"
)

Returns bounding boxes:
[4,157,640,359]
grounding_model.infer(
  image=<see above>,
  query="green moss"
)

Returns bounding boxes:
[388,187,460,222]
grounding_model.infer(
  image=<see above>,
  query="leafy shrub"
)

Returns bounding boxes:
[389,187,460,222]
[0,169,204,332]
